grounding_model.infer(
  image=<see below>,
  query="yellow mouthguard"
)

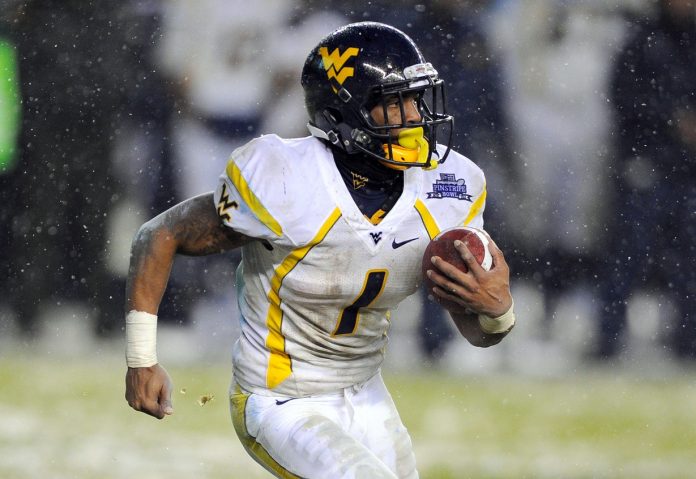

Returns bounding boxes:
[381,127,436,170]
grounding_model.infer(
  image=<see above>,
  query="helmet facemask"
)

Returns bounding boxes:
[357,72,453,170]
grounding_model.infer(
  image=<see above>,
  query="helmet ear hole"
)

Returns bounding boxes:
[323,107,342,125]
[311,107,341,134]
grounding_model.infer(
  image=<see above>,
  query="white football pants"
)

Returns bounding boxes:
[230,371,419,479]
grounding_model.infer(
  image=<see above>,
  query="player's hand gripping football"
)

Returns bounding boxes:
[125,364,174,420]
[426,236,512,319]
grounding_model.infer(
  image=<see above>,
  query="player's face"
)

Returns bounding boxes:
[369,93,422,134]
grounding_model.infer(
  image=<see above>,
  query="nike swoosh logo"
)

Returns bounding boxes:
[392,237,419,249]
[275,398,296,406]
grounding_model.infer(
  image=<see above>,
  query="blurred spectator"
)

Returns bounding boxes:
[110,0,177,217]
[10,0,124,334]
[261,6,348,138]
[157,0,297,200]
[105,0,182,327]
[8,0,162,335]
[490,0,626,337]
[598,0,696,359]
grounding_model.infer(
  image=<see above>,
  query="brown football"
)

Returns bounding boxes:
[421,226,492,291]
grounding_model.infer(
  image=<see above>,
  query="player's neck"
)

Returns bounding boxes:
[331,146,403,222]
[331,146,402,190]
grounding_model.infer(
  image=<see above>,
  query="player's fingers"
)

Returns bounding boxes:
[158,377,174,417]
[431,284,470,309]
[453,240,485,275]
[429,255,476,291]
[432,283,458,299]
[426,267,474,305]
[146,400,167,419]
[125,371,156,417]
[125,367,172,419]
[429,255,463,281]
[127,395,166,419]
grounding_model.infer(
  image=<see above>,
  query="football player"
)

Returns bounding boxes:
[125,22,515,479]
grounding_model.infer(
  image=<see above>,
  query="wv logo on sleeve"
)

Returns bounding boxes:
[319,46,359,93]
[217,183,239,222]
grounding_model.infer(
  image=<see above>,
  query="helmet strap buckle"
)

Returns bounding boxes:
[337,88,352,103]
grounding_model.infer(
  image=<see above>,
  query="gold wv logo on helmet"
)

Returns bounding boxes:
[319,47,359,92]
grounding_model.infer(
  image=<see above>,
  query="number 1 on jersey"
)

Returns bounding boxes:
[333,269,388,336]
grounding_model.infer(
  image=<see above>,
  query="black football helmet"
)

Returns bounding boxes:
[301,22,454,170]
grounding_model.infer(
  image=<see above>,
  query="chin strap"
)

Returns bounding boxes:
[381,127,437,170]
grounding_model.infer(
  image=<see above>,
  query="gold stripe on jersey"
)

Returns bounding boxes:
[265,207,343,389]
[462,183,487,226]
[414,199,440,240]
[230,386,303,479]
[226,160,283,236]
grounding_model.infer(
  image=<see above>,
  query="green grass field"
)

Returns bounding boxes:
[1,352,696,479]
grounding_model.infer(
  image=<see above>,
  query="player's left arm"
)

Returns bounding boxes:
[426,237,514,347]
[125,192,253,419]
[127,192,252,313]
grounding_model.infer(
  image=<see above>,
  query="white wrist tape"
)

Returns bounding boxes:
[478,302,515,334]
[125,310,158,368]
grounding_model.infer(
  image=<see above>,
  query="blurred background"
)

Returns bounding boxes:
[1,0,696,478]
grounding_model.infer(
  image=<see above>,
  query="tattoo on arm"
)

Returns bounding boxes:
[165,193,251,256]
[126,193,251,311]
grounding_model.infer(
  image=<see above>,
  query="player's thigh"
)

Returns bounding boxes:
[232,388,398,479]
[259,408,399,479]
[353,373,418,479]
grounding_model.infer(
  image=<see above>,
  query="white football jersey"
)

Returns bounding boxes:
[214,135,486,397]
